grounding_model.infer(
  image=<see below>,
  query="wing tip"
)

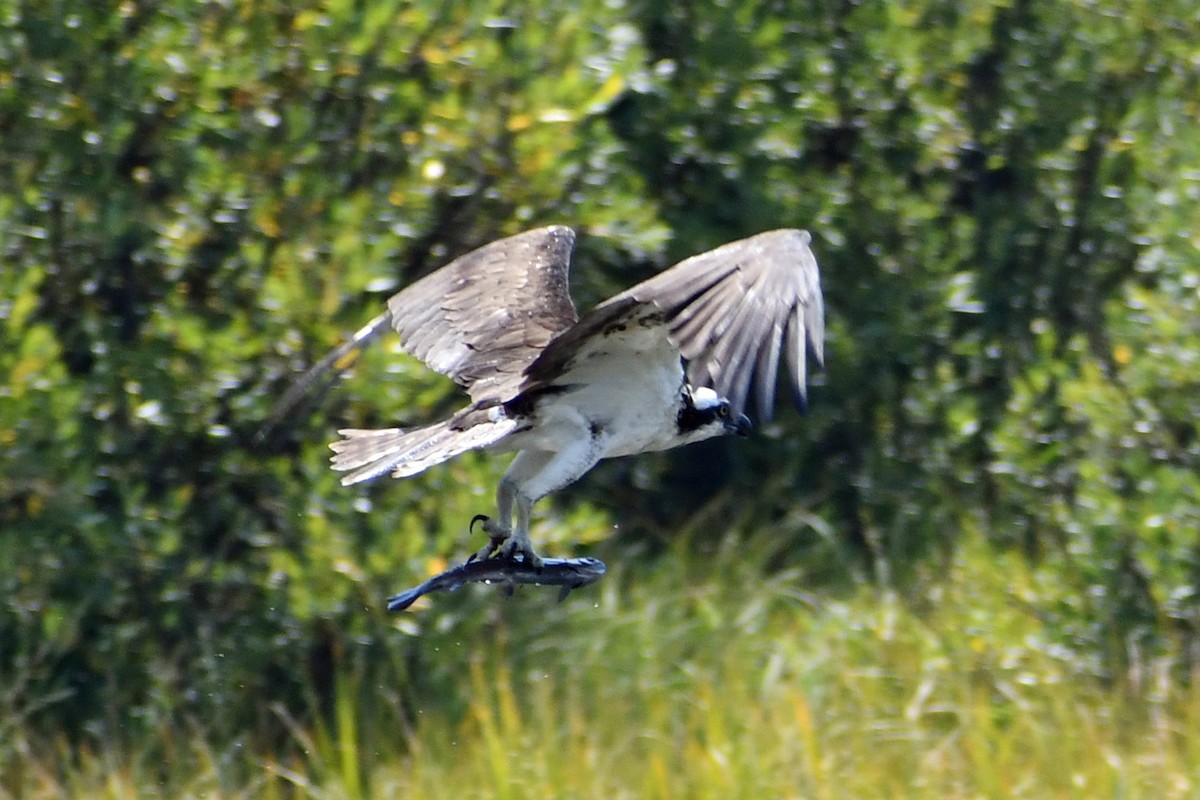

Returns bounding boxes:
[543,224,575,240]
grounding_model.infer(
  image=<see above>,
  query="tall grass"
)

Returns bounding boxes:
[5,530,1199,799]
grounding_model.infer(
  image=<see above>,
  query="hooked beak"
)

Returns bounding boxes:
[730,412,753,438]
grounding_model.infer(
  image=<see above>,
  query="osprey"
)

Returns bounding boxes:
[317,226,823,565]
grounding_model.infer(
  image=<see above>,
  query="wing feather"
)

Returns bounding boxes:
[709,288,774,414]
[330,419,517,485]
[597,229,823,421]
[386,226,578,403]
[754,319,783,419]
[668,282,738,357]
[784,313,807,409]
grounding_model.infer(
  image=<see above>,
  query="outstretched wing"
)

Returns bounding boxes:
[386,226,579,403]
[593,229,824,421]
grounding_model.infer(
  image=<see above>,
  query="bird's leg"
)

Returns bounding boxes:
[469,476,515,562]
[496,491,541,567]
[472,440,601,568]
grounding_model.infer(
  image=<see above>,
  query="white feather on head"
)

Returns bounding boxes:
[689,386,721,410]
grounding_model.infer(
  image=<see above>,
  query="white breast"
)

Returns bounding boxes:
[508,314,687,458]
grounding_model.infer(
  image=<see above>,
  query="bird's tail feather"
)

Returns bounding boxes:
[330,418,516,486]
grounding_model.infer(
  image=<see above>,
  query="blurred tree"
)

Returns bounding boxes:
[611,0,1200,631]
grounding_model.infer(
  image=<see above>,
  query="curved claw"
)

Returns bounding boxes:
[469,514,490,535]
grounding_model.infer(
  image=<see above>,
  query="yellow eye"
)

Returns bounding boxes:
[718,404,729,417]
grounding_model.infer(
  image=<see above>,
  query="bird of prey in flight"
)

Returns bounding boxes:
[288,226,824,566]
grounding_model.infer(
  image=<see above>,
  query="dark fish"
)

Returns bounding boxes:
[387,555,607,612]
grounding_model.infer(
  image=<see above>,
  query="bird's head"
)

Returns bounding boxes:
[676,385,753,443]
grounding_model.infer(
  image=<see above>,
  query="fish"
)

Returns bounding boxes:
[386,554,608,612]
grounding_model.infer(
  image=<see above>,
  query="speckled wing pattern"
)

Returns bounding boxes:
[385,226,579,405]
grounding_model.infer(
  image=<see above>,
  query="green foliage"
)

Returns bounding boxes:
[1,0,1199,789]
